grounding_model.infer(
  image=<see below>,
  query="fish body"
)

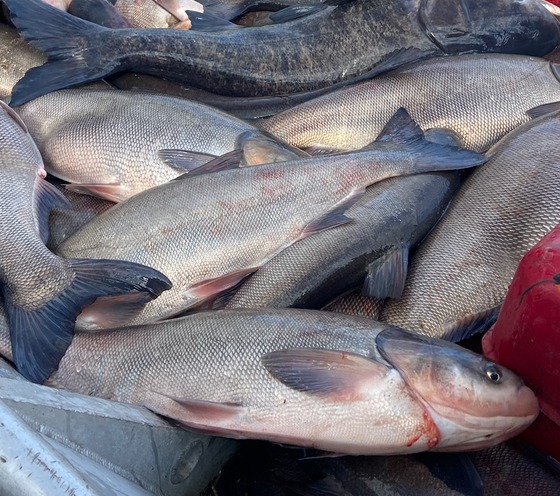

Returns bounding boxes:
[324,291,385,319]
[57,111,486,326]
[5,0,560,104]
[381,108,560,340]
[261,54,560,153]
[16,89,272,201]
[114,0,203,29]
[33,308,536,455]
[226,172,461,310]
[0,101,171,383]
[68,0,134,28]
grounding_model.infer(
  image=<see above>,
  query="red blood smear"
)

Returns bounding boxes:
[482,224,560,460]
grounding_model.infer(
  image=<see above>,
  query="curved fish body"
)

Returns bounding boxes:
[57,111,486,326]
[226,172,461,310]
[381,108,560,341]
[0,24,45,103]
[261,54,560,154]
[0,101,171,384]
[324,291,385,319]
[0,306,538,455]
[16,89,275,201]
[5,0,560,105]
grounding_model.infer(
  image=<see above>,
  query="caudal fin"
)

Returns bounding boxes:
[4,0,109,106]
[6,259,171,384]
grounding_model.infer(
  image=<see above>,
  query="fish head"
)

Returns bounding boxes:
[419,0,560,57]
[376,327,539,451]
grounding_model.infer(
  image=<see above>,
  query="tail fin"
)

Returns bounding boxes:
[4,0,110,106]
[6,258,171,384]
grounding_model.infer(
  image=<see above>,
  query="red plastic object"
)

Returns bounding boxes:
[482,224,560,460]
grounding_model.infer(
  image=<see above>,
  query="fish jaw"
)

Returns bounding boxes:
[376,327,539,451]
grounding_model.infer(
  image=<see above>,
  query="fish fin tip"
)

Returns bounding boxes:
[363,244,409,299]
[158,149,216,172]
[442,306,501,343]
[239,130,310,165]
[185,267,258,302]
[268,4,328,24]
[300,188,364,238]
[424,127,464,147]
[373,107,423,145]
[188,10,240,32]
[185,149,244,177]
[36,177,72,243]
[526,101,560,119]
[65,183,124,203]
[262,348,388,400]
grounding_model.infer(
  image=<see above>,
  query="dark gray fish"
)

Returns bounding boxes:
[5,0,560,105]
[226,172,462,311]
[68,0,133,28]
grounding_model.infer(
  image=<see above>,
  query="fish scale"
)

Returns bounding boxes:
[261,54,560,153]
[381,109,560,340]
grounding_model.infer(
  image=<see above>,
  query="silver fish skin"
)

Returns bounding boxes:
[114,0,203,29]
[381,108,560,341]
[47,180,114,250]
[260,54,560,153]
[226,172,461,310]
[15,89,275,201]
[57,110,486,327]
[0,101,171,384]
[5,0,560,105]
[324,291,385,319]
[0,306,538,455]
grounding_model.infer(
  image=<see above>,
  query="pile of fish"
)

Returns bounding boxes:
[0,0,559,493]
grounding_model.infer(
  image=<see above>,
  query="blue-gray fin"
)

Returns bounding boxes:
[36,177,72,244]
[363,244,409,300]
[300,188,364,238]
[239,130,311,165]
[261,348,389,399]
[164,396,243,420]
[268,4,329,24]
[526,101,560,119]
[158,149,216,171]
[414,452,484,496]
[188,10,242,32]
[6,0,109,106]
[372,107,424,145]
[179,149,245,178]
[6,258,172,384]
[424,127,464,147]
[441,305,501,343]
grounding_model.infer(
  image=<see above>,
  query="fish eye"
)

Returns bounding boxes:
[484,363,502,383]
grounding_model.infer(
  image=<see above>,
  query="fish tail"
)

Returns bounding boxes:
[5,259,171,384]
[5,0,110,106]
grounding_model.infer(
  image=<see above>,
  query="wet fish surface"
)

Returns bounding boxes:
[15,88,283,201]
[0,306,538,455]
[381,107,560,341]
[324,290,385,319]
[57,110,486,326]
[226,172,461,310]
[0,101,171,383]
[260,54,560,154]
[5,0,560,104]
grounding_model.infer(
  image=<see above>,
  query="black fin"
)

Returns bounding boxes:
[183,149,245,178]
[526,101,560,119]
[300,188,364,238]
[262,348,389,399]
[158,149,216,171]
[67,0,133,28]
[6,258,171,383]
[5,0,108,106]
[363,244,409,300]
[442,305,501,343]
[35,177,72,244]
[269,4,328,24]
[415,452,484,496]
[188,10,241,32]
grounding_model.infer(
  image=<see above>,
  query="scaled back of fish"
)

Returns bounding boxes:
[4,0,560,104]
[260,54,560,153]
[381,107,560,341]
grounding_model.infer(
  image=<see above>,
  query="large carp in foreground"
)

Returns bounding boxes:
[4,0,560,105]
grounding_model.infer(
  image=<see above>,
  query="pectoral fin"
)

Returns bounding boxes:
[262,348,391,401]
[364,244,409,299]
